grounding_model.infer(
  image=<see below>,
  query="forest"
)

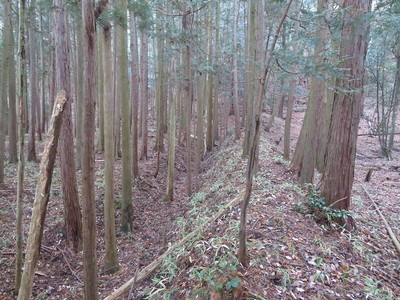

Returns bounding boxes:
[0,0,399,299]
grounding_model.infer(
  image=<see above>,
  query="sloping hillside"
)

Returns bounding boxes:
[129,114,400,300]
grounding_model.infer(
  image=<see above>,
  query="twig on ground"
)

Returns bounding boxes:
[140,178,156,189]
[361,184,400,255]
[57,247,83,284]
[127,264,140,299]
[202,152,218,165]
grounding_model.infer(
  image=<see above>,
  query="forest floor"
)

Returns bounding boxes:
[0,98,399,300]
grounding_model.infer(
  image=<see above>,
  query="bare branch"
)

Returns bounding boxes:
[275,59,299,75]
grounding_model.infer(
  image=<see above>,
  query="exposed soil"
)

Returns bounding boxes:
[0,96,399,300]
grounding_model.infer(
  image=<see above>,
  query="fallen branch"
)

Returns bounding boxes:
[361,184,400,255]
[202,151,218,165]
[1,252,19,256]
[357,132,400,136]
[58,247,83,284]
[103,190,245,300]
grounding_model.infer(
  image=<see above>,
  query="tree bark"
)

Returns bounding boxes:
[27,0,38,162]
[96,30,105,153]
[17,92,68,300]
[320,0,372,224]
[8,19,18,164]
[242,0,256,157]
[232,0,240,140]
[212,2,220,145]
[113,26,121,158]
[388,41,400,153]
[195,70,205,190]
[54,0,83,252]
[206,11,213,153]
[130,14,139,178]
[291,0,328,183]
[102,24,119,274]
[283,79,296,159]
[81,0,99,297]
[0,0,10,183]
[154,9,165,155]
[75,24,84,170]
[15,0,27,292]
[165,80,176,202]
[183,10,193,197]
[38,12,46,135]
[119,0,133,233]
[2,0,17,166]
[140,30,149,160]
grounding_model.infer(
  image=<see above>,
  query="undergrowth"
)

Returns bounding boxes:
[140,216,243,300]
[294,188,351,228]
[141,145,246,299]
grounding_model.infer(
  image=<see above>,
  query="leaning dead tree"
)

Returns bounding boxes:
[17,91,68,300]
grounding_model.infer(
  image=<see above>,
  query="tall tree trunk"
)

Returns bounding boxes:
[35,32,42,143]
[8,27,18,164]
[75,24,84,169]
[165,79,176,202]
[102,24,119,274]
[71,20,78,138]
[283,0,300,160]
[291,0,328,184]
[388,41,400,154]
[38,13,46,135]
[130,14,139,178]
[317,1,343,172]
[238,0,292,266]
[119,0,133,233]
[27,0,38,162]
[0,0,10,182]
[212,3,220,145]
[183,10,193,197]
[320,0,372,225]
[49,33,56,122]
[241,3,248,129]
[194,12,207,190]
[206,11,213,152]
[34,11,42,143]
[232,0,240,140]
[113,26,121,158]
[140,30,149,160]
[81,0,99,297]
[15,0,27,292]
[97,30,105,152]
[153,9,165,178]
[284,79,296,159]
[54,0,83,252]
[3,0,17,164]
[154,9,165,155]
[251,0,265,173]
[195,71,205,190]
[242,0,256,157]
